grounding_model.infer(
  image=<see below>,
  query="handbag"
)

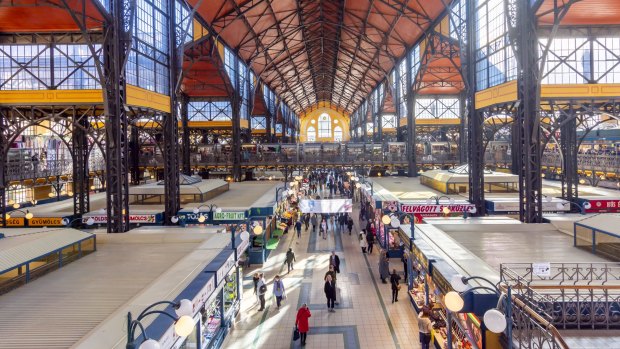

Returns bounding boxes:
[293,325,300,341]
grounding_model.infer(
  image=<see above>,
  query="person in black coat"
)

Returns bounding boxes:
[366,230,375,254]
[324,274,337,312]
[329,251,340,273]
[390,269,402,303]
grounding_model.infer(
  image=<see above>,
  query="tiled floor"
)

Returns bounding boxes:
[222,196,421,349]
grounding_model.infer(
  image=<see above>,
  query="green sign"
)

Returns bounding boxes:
[213,211,246,221]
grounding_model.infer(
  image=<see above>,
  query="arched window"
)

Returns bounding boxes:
[333,126,343,142]
[318,113,331,138]
[307,126,316,142]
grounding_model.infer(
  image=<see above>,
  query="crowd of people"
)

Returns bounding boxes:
[247,168,413,346]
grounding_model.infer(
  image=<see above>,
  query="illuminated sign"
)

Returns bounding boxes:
[191,277,216,315]
[236,238,249,256]
[585,199,620,213]
[28,217,64,227]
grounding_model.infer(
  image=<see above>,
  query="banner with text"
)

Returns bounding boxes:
[299,199,353,213]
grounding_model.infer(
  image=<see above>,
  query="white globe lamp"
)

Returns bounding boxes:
[444,291,465,312]
[139,339,161,349]
[450,274,469,292]
[175,299,193,318]
[173,315,195,337]
[484,309,507,334]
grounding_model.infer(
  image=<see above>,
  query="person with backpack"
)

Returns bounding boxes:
[272,275,286,310]
[257,273,267,311]
[285,248,296,273]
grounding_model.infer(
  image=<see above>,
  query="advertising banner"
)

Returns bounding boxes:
[82,214,157,224]
[299,199,353,213]
[584,199,620,213]
[400,204,475,216]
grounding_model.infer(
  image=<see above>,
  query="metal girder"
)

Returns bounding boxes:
[72,106,90,220]
[466,0,485,215]
[0,108,6,228]
[103,0,133,233]
[511,0,543,223]
[129,125,140,185]
[181,94,191,176]
[164,0,181,224]
[560,105,578,202]
[406,51,416,177]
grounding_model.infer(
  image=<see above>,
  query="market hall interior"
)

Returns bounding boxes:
[2,0,620,348]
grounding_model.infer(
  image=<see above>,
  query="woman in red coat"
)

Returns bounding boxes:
[295,303,312,346]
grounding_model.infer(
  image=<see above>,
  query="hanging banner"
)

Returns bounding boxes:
[400,204,475,216]
[299,199,353,213]
[82,214,158,224]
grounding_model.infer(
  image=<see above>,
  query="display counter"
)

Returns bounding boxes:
[404,226,500,349]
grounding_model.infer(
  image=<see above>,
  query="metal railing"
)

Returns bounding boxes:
[501,263,620,330]
[5,159,106,182]
[542,152,620,171]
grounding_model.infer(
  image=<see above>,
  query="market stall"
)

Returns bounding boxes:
[404,224,502,349]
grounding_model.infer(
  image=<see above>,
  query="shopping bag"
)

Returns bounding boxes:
[293,326,300,341]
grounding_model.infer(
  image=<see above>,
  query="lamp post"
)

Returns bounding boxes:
[4,208,34,221]
[556,200,591,215]
[126,299,195,349]
[444,275,512,349]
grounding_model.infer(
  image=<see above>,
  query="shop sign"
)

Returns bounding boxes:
[584,199,620,213]
[28,217,65,227]
[401,204,475,216]
[532,262,551,277]
[491,200,568,212]
[213,211,246,221]
[82,214,157,224]
[216,254,236,284]
[236,238,249,256]
[0,217,25,226]
[191,276,216,315]
[412,244,429,272]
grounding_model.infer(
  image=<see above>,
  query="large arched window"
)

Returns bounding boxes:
[333,126,343,142]
[307,126,316,142]
[318,113,331,138]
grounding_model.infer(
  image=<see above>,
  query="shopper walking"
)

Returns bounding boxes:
[252,272,260,305]
[379,252,390,284]
[339,214,346,233]
[303,213,310,231]
[272,275,286,310]
[329,251,341,274]
[321,218,327,239]
[418,307,433,349]
[366,230,375,254]
[295,219,302,240]
[311,214,318,233]
[390,269,402,303]
[347,215,354,235]
[324,274,337,312]
[359,232,368,253]
[257,273,267,311]
[285,248,296,273]
[295,304,312,346]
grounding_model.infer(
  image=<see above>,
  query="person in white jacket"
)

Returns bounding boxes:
[359,231,368,253]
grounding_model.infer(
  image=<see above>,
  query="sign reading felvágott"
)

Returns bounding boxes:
[213,211,245,221]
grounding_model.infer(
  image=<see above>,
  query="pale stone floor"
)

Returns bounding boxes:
[222,195,421,349]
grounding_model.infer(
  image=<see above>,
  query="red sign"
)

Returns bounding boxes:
[585,200,620,213]
[400,204,475,215]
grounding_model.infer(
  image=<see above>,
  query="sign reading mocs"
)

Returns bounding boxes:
[28,217,65,227]
[82,215,157,224]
